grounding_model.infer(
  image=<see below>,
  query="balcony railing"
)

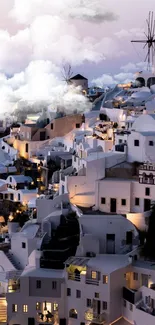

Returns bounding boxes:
[137,300,155,316]
[85,278,99,286]
[68,273,81,281]
[8,284,20,293]
[93,313,106,324]
[36,314,54,324]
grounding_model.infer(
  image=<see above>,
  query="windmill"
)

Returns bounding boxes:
[131,11,155,71]
[61,63,74,85]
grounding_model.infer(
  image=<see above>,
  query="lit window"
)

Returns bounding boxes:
[12,304,18,312]
[23,304,28,313]
[69,309,78,319]
[103,275,108,284]
[91,271,97,279]
[53,303,58,311]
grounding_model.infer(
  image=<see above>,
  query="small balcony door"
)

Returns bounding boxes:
[110,198,116,213]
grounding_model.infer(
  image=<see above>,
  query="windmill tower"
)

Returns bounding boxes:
[131,11,155,72]
[61,63,74,85]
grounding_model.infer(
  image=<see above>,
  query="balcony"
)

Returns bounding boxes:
[85,278,99,286]
[68,273,81,282]
[8,284,20,293]
[92,313,106,324]
[123,287,142,304]
[36,314,54,324]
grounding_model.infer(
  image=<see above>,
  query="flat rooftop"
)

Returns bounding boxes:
[21,267,65,279]
[133,260,155,271]
[65,254,131,274]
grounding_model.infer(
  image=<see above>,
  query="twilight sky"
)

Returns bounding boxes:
[0,0,154,114]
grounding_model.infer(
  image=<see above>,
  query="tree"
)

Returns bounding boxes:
[61,63,73,85]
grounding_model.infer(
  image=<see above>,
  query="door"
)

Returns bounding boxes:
[97,301,101,315]
[106,234,115,254]
[126,231,133,245]
[40,131,46,141]
[141,274,148,287]
[110,198,116,213]
[144,199,151,211]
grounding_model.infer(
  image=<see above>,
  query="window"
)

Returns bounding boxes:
[12,304,18,312]
[23,305,28,313]
[67,288,71,296]
[133,272,138,281]
[10,194,14,201]
[145,187,150,196]
[103,275,108,284]
[76,290,81,298]
[36,280,41,289]
[76,123,80,128]
[91,271,97,279]
[36,302,41,310]
[10,177,12,182]
[119,139,122,144]
[51,123,53,130]
[18,193,20,201]
[123,300,126,307]
[52,281,57,289]
[121,199,126,206]
[149,140,154,146]
[135,197,140,206]
[134,139,139,146]
[129,303,133,311]
[95,293,99,299]
[22,242,26,249]
[102,301,107,310]
[101,197,106,204]
[87,299,91,307]
[53,303,58,311]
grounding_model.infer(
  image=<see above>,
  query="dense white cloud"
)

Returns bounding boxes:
[10,0,117,24]
[121,62,147,72]
[0,0,150,118]
[92,71,135,87]
[0,60,92,117]
[115,28,144,39]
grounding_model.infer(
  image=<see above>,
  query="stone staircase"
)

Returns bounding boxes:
[0,297,7,323]
[5,252,21,270]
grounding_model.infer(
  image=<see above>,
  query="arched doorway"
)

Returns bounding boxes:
[136,77,145,87]
[147,77,155,88]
